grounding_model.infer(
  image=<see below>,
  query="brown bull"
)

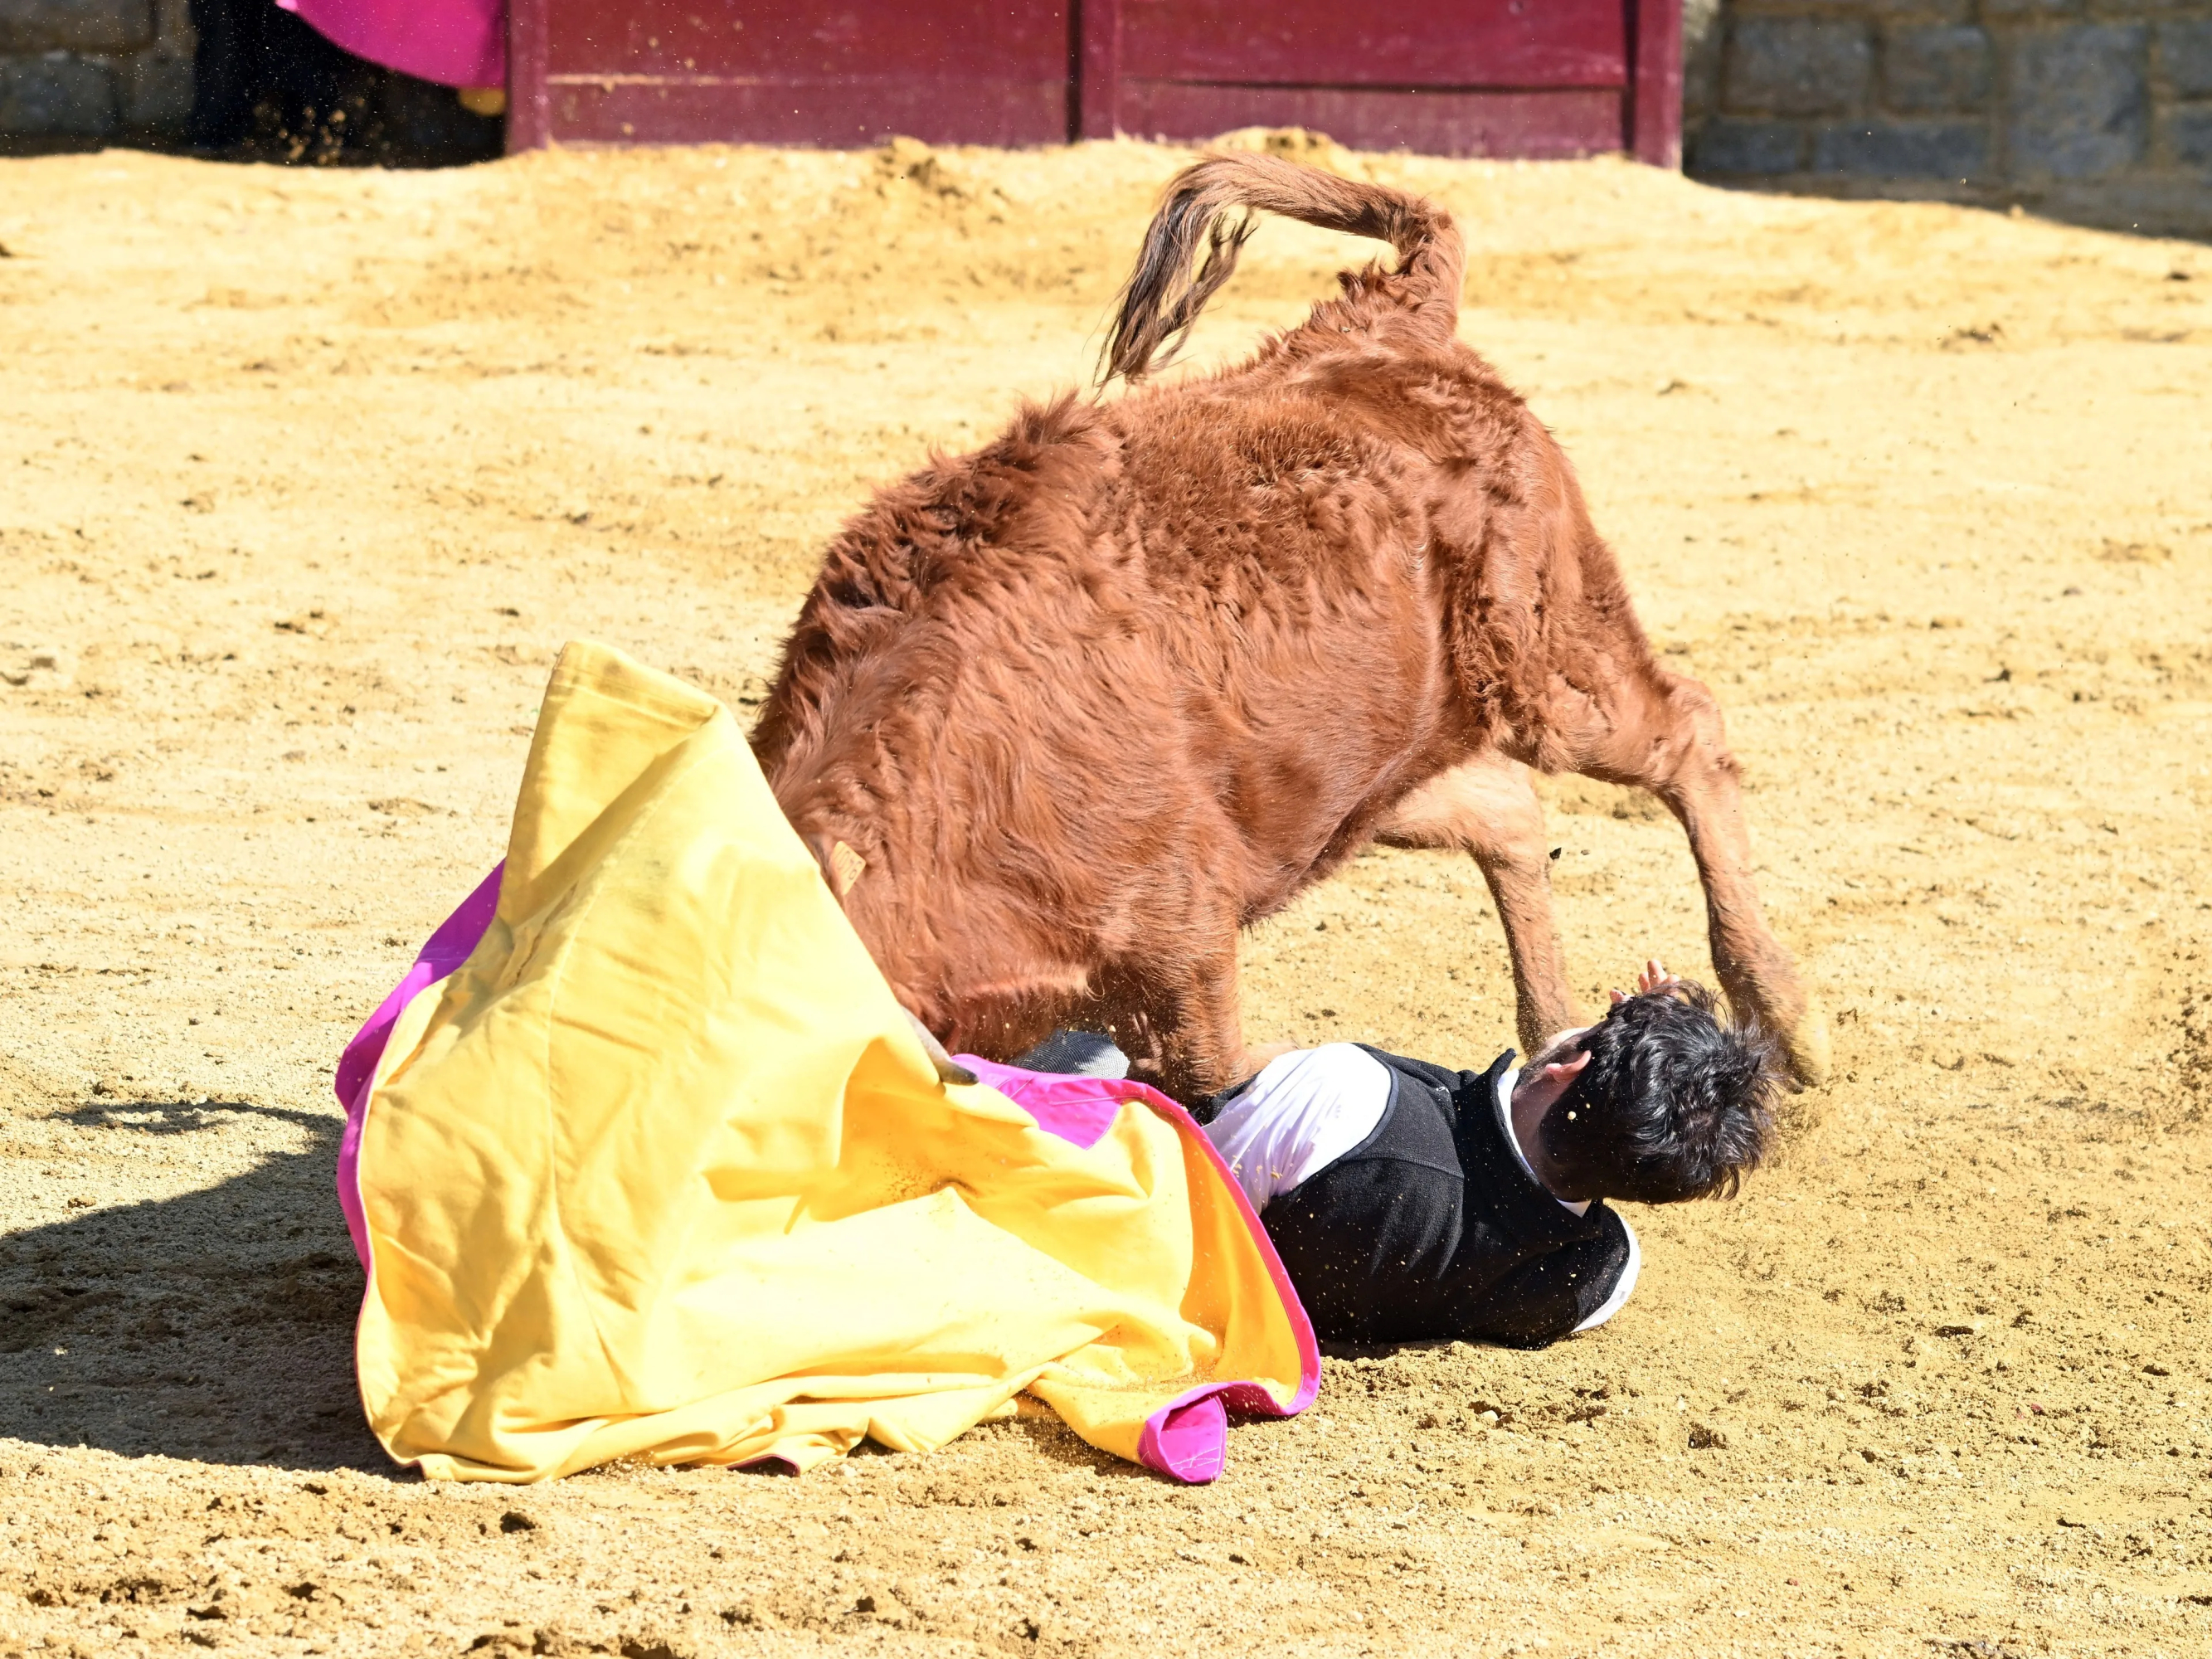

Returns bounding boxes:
[751,152,1829,1101]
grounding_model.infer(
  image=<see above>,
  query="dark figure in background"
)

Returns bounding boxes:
[186,0,368,153]
[185,0,499,162]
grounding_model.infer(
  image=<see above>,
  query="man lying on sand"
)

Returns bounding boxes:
[1021,962,1776,1350]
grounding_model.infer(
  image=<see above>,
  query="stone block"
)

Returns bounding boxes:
[0,0,152,54]
[1694,117,1806,174]
[2158,22,2212,100]
[1870,0,1971,19]
[2010,25,2148,178]
[1982,0,2081,17]
[2171,105,2212,168]
[1883,26,1991,113]
[1724,17,1873,118]
[153,0,192,51]
[0,55,118,134]
[121,51,190,129]
[1812,119,1990,178]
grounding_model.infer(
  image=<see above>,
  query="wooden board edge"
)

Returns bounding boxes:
[507,0,553,153]
[1630,0,1683,169]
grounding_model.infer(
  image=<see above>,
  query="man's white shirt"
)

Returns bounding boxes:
[1201,1044,1392,1211]
[1201,1046,1636,1333]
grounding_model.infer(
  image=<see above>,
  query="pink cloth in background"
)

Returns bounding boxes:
[278,0,505,90]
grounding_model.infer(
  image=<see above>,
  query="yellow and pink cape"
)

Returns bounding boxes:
[334,641,1315,1482]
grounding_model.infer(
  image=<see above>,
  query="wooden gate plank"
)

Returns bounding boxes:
[1631,0,1683,168]
[1118,0,1626,89]
[1076,0,1121,142]
[1116,84,1622,159]
[527,0,1073,148]
[504,0,1680,168]
[507,0,552,152]
[538,0,1069,85]
[546,75,1072,149]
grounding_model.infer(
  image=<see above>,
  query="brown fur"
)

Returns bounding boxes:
[752,153,1828,1101]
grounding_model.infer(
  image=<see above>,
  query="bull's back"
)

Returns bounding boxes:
[760,369,1471,938]
[1097,392,1459,887]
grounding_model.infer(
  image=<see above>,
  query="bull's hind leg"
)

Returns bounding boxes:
[1379,752,1581,1056]
[1559,669,1830,1088]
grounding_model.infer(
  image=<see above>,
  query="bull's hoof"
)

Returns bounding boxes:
[1777,996,1832,1092]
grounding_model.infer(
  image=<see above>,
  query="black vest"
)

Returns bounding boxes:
[1257,1049,1633,1350]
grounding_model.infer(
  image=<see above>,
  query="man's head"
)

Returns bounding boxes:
[1514,980,1776,1204]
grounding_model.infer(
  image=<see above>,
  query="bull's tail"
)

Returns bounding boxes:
[1101,151,1465,383]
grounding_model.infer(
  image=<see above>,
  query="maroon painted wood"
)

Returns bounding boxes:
[505,0,551,152]
[1076,0,1121,143]
[506,0,1680,168]
[1630,0,1685,168]
[545,76,1070,149]
[1116,0,1626,89]
[523,0,1074,150]
[1116,85,1624,162]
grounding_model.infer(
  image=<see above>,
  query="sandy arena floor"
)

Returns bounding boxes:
[2,135,2210,1658]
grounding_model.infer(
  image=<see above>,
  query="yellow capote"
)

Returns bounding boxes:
[350,640,1308,1481]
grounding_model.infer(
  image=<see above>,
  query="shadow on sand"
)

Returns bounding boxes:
[1689,168,2212,246]
[0,1097,396,1475]
[1,1092,1299,1486]
[0,1099,1176,1487]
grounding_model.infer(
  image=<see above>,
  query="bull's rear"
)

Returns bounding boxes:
[752,154,1827,1100]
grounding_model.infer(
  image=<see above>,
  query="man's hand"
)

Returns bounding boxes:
[1609,957,1682,1005]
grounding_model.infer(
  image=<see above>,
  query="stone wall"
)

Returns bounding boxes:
[1685,1,2212,232]
[0,0,193,140]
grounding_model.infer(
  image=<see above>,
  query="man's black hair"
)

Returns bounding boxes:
[1538,980,1776,1204]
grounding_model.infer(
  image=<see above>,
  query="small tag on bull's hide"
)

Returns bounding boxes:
[827,839,866,898]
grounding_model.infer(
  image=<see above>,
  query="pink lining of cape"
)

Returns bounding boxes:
[960,1057,1321,1481]
[333,863,503,1269]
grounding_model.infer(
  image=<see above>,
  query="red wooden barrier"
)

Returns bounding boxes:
[507,0,1680,167]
